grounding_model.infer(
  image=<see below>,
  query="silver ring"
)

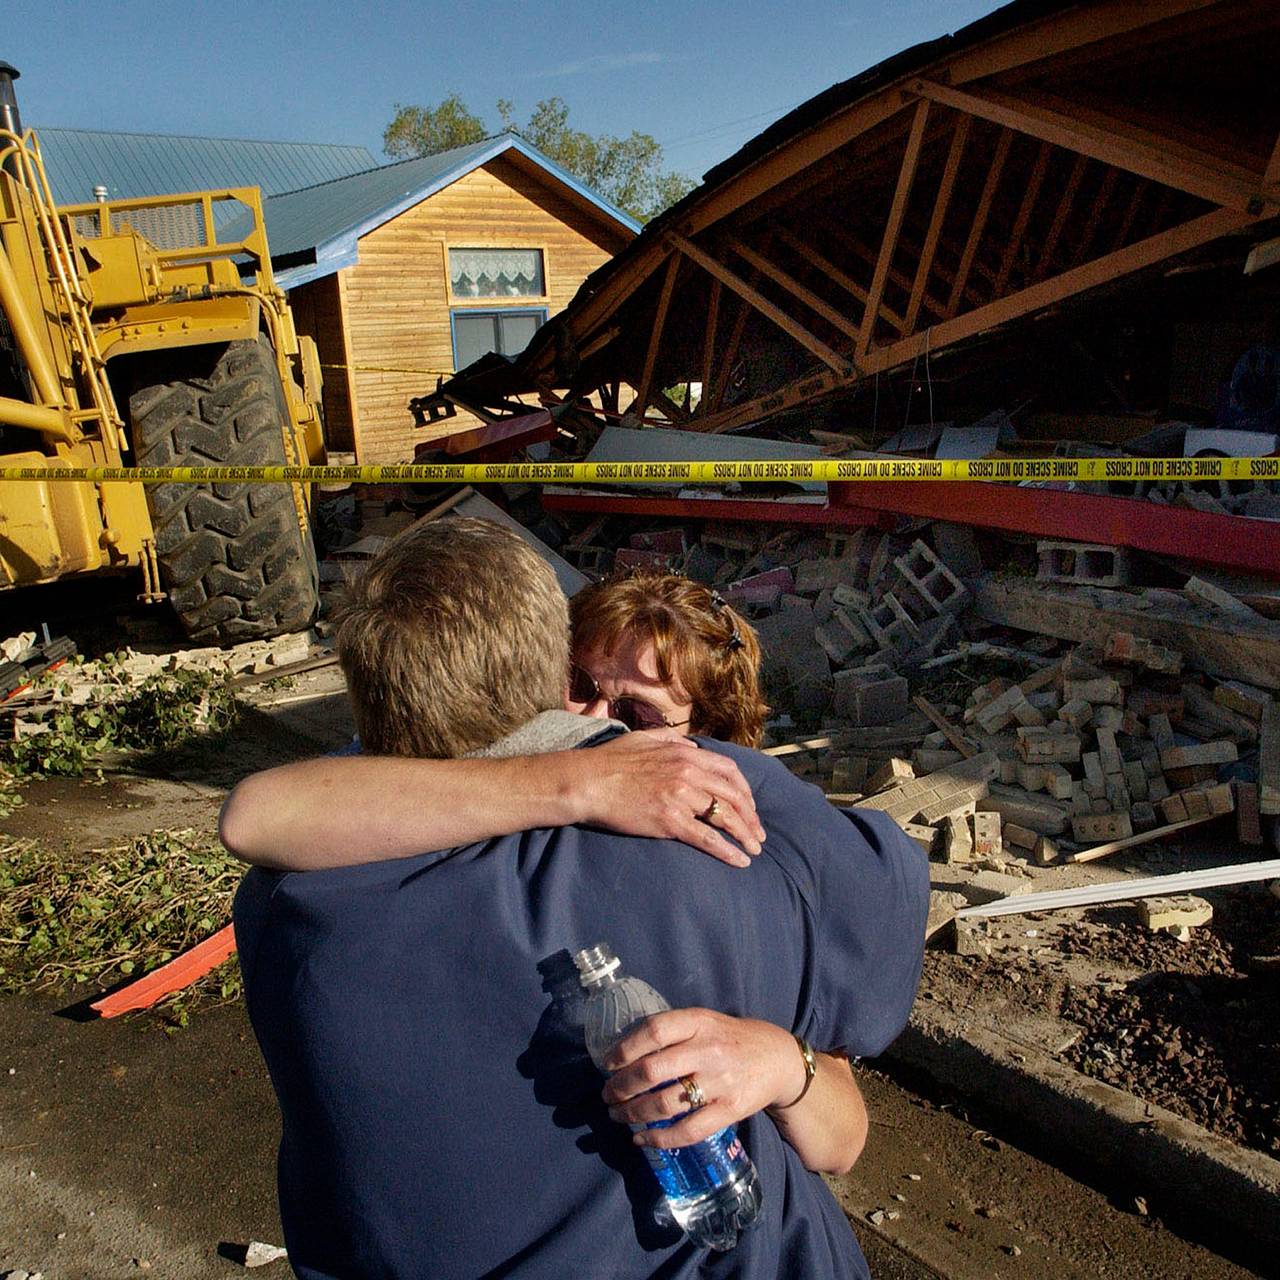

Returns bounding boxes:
[679,1075,706,1110]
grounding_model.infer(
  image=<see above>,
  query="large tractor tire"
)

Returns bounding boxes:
[127,337,320,645]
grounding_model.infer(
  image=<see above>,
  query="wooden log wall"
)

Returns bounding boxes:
[332,154,629,462]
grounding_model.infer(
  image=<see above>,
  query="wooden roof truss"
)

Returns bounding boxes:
[522,0,1280,434]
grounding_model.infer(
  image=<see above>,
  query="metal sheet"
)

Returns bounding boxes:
[448,490,588,598]
[585,425,827,492]
[955,859,1280,920]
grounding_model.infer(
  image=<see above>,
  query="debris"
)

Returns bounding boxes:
[1138,895,1213,933]
[243,1242,289,1268]
[954,859,1280,922]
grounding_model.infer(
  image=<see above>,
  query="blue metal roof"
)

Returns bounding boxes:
[32,126,377,206]
[265,134,641,291]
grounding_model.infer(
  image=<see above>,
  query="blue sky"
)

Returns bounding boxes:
[8,1,1003,183]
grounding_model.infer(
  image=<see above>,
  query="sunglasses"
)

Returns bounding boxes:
[568,662,692,732]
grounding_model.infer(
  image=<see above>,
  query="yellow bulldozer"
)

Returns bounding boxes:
[0,61,324,643]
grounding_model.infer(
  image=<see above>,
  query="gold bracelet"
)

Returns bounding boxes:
[770,1035,817,1110]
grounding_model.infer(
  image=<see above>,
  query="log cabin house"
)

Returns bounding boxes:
[264,136,638,462]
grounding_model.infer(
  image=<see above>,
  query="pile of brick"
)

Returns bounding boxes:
[810,629,1273,876]
[562,519,980,729]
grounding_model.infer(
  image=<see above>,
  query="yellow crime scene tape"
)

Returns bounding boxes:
[1,457,1277,486]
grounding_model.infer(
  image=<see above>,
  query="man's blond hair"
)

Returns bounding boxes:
[336,517,569,759]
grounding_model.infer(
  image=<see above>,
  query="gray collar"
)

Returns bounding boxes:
[466,709,623,760]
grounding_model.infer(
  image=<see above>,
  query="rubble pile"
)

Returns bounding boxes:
[548,511,1280,877]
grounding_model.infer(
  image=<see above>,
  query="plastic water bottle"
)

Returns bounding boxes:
[573,942,762,1251]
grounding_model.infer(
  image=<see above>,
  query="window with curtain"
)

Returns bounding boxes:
[449,247,546,298]
[452,309,547,370]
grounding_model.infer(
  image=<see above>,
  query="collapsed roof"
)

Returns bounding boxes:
[438,0,1280,436]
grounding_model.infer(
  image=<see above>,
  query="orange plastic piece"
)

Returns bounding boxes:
[90,923,236,1018]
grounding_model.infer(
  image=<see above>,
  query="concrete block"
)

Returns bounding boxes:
[915,748,964,774]
[1016,762,1047,793]
[831,756,869,794]
[1233,780,1262,845]
[1027,690,1062,713]
[1123,760,1149,802]
[1016,727,1082,764]
[980,784,1070,836]
[1058,698,1093,730]
[1164,763,1219,790]
[973,685,1026,734]
[893,539,970,616]
[1002,822,1038,851]
[868,757,914,792]
[1037,541,1132,588]
[902,822,939,856]
[1103,632,1182,675]
[1043,763,1074,801]
[1131,801,1159,831]
[1148,713,1176,753]
[1159,792,1189,824]
[1139,895,1213,932]
[833,673,910,727]
[794,558,843,595]
[1032,835,1059,866]
[943,814,973,864]
[1138,740,1163,778]
[832,583,870,611]
[1147,774,1170,803]
[1092,705,1124,733]
[1063,677,1123,706]
[1128,688,1185,721]
[815,621,861,666]
[1072,812,1133,843]
[1070,783,1092,815]
[971,811,1002,859]
[1214,680,1271,722]
[961,869,1034,906]
[1159,741,1238,771]
[1201,782,1235,816]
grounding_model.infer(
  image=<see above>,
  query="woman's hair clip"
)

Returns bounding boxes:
[708,589,744,651]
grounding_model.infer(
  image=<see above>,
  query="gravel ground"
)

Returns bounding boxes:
[923,884,1280,1161]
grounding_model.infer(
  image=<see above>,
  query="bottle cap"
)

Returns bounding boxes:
[573,943,620,986]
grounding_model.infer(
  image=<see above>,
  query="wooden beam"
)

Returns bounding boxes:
[866,205,1259,376]
[682,90,910,237]
[774,228,909,331]
[905,113,971,333]
[698,203,1262,435]
[634,252,681,415]
[699,278,721,408]
[670,233,854,374]
[1111,177,1150,251]
[993,141,1052,295]
[909,78,1272,213]
[709,284,754,414]
[858,99,930,357]
[947,128,1013,317]
[946,0,1220,85]
[725,234,861,340]
[1035,152,1089,280]
[1073,167,1121,265]
[1066,814,1215,864]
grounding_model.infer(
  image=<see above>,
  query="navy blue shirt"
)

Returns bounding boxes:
[234,736,928,1279]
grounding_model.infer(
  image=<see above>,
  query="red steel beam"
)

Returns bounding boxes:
[828,481,1280,579]
[542,489,888,530]
[543,481,1280,578]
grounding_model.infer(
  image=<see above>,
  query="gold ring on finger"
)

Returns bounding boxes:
[679,1074,706,1110]
[700,798,720,823]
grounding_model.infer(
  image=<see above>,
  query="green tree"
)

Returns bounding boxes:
[383,94,693,222]
[383,94,487,160]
